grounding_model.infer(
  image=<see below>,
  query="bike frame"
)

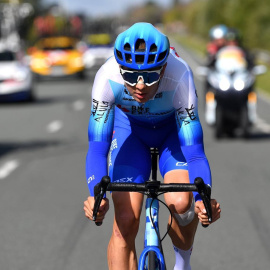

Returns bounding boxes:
[138,148,166,270]
[138,197,166,270]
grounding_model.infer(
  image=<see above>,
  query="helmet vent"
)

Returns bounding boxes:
[147,54,156,64]
[157,50,168,62]
[124,43,131,51]
[116,49,123,61]
[135,39,146,52]
[125,53,132,63]
[150,44,157,52]
[135,54,144,64]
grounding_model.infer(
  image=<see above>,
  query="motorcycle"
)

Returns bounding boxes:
[197,45,267,138]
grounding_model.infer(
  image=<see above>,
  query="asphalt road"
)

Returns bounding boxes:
[0,48,270,270]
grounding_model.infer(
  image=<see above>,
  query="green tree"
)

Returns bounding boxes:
[168,0,270,50]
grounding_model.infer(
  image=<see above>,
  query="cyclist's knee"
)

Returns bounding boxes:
[114,213,140,239]
[168,193,195,227]
[167,192,193,214]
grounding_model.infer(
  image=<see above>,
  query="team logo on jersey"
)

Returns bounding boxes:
[114,177,133,183]
[186,104,197,121]
[176,104,197,125]
[131,106,149,115]
[87,175,95,184]
[91,99,112,123]
[108,138,118,166]
[176,162,188,166]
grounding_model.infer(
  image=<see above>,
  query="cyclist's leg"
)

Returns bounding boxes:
[108,191,144,270]
[107,118,152,270]
[163,170,198,250]
[164,169,197,270]
[159,130,198,270]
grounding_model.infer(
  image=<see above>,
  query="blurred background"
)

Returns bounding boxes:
[0,0,270,269]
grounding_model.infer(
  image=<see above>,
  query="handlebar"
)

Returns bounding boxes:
[93,176,110,226]
[195,177,212,228]
[93,176,212,227]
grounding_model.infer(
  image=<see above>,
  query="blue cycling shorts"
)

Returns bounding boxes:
[108,108,188,184]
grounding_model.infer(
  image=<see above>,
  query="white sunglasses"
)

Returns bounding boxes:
[120,67,163,86]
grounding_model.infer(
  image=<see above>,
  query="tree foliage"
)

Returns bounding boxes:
[165,0,270,50]
[124,1,164,26]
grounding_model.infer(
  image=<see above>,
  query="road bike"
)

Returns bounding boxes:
[93,148,212,270]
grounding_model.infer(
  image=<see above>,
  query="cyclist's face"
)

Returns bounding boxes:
[214,38,226,48]
[122,64,166,103]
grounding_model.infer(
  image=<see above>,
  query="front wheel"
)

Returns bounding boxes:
[148,251,157,270]
[140,248,165,270]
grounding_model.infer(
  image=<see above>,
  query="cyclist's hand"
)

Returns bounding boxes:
[84,196,109,224]
[195,199,221,226]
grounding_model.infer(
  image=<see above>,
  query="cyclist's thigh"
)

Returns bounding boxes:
[159,128,193,209]
[109,126,151,185]
[159,126,189,179]
[109,122,151,217]
[112,191,144,221]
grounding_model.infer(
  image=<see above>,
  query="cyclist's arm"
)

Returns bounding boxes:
[86,67,115,196]
[174,68,212,202]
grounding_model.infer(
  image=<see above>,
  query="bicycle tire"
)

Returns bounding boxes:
[148,250,158,270]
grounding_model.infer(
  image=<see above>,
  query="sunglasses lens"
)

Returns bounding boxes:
[121,72,138,85]
[121,69,162,86]
[146,72,160,84]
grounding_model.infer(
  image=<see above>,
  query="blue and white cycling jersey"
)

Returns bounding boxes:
[86,48,212,201]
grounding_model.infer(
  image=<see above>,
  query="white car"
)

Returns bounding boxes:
[0,50,35,102]
[83,44,114,70]
[82,34,114,70]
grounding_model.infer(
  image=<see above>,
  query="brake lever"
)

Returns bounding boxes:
[93,176,111,226]
[194,177,212,228]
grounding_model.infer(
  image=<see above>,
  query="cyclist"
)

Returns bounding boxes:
[84,22,221,270]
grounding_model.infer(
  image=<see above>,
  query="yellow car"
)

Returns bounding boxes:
[29,36,85,79]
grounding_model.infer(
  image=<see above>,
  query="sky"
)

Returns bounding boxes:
[42,0,174,17]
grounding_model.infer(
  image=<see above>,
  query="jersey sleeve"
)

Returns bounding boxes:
[86,66,115,196]
[174,68,212,201]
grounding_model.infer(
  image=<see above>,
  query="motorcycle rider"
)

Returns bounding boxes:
[206,24,228,67]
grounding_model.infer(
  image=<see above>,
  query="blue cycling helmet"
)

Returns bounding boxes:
[209,24,228,40]
[114,22,170,70]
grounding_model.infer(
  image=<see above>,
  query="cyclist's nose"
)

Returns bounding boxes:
[136,78,146,89]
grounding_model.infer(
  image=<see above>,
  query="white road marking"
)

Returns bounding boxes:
[73,100,85,111]
[0,160,19,179]
[256,117,270,133]
[258,89,270,105]
[46,120,63,133]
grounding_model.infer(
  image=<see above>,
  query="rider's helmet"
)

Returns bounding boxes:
[226,28,241,44]
[209,24,228,41]
[114,22,170,70]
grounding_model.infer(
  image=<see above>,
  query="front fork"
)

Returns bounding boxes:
[138,197,165,270]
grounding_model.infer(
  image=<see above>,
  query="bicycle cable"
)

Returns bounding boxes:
[149,194,173,243]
